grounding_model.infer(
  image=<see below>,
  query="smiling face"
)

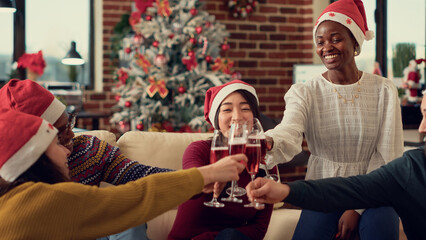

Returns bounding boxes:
[217,92,254,137]
[45,136,71,179]
[315,20,358,71]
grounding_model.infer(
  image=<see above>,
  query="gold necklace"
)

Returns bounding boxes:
[327,71,362,104]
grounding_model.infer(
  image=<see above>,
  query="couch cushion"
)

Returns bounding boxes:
[74,130,117,146]
[117,131,212,170]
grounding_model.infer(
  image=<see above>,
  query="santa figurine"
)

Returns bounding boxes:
[402,59,424,103]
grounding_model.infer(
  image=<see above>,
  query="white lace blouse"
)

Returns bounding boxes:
[265,72,404,180]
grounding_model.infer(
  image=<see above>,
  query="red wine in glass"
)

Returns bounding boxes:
[210,147,229,164]
[229,140,246,155]
[245,143,261,175]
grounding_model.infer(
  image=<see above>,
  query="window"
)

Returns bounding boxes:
[387,0,425,84]
[0,0,94,89]
[0,12,14,81]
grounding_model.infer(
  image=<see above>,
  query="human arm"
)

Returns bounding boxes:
[247,153,410,210]
[264,84,310,164]
[366,79,404,173]
[69,135,173,186]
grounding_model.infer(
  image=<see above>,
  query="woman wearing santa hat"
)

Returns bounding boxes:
[0,110,246,239]
[0,79,175,239]
[264,0,403,239]
[168,80,273,240]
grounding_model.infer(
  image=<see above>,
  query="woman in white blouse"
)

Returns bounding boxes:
[265,0,404,239]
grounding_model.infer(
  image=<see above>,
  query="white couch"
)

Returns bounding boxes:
[77,130,301,240]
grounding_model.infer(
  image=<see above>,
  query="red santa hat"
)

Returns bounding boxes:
[0,79,66,124]
[0,110,58,182]
[313,0,374,54]
[204,80,258,129]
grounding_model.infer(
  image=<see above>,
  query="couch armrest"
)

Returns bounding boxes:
[74,130,118,146]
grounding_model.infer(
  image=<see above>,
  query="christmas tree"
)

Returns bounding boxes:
[110,0,236,133]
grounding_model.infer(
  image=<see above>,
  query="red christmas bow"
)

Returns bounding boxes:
[156,0,172,17]
[117,68,129,85]
[211,58,234,74]
[147,77,169,98]
[135,53,152,73]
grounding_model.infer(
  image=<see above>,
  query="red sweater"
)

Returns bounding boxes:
[168,140,273,240]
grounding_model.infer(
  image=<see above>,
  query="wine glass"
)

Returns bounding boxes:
[204,130,227,208]
[221,121,247,203]
[244,118,265,208]
[261,155,280,182]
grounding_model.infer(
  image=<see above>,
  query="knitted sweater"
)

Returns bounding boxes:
[286,147,426,240]
[69,135,172,185]
[0,169,203,240]
[169,140,273,240]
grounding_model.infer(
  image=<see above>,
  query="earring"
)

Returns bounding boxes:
[354,49,359,56]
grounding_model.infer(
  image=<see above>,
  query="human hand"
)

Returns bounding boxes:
[246,177,288,209]
[198,153,246,192]
[335,210,360,240]
[265,135,274,150]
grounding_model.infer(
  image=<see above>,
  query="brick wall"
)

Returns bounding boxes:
[82,0,315,131]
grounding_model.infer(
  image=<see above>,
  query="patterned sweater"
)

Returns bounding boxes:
[69,135,172,186]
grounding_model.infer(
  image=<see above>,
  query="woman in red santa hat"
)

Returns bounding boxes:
[168,80,273,240]
[0,110,246,239]
[264,0,403,239]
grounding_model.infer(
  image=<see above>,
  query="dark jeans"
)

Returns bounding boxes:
[292,207,399,240]
[215,228,251,240]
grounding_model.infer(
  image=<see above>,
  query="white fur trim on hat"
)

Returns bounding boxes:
[0,120,58,182]
[40,97,66,124]
[208,83,258,129]
[313,12,369,53]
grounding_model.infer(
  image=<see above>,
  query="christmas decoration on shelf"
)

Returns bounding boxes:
[17,50,46,81]
[228,0,258,18]
[110,0,235,133]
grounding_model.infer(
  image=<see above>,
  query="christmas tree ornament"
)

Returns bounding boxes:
[145,15,152,21]
[199,36,208,55]
[221,43,230,51]
[187,50,195,57]
[157,0,172,17]
[212,58,234,74]
[182,53,197,71]
[136,122,144,131]
[190,8,198,16]
[115,95,121,102]
[231,71,242,80]
[152,40,159,48]
[189,37,197,45]
[178,85,186,94]
[228,0,258,18]
[169,33,174,39]
[146,77,169,98]
[125,47,132,54]
[205,55,212,63]
[117,120,130,133]
[135,53,152,73]
[116,68,129,85]
[195,26,203,34]
[124,101,132,108]
[133,33,144,45]
[154,53,167,67]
